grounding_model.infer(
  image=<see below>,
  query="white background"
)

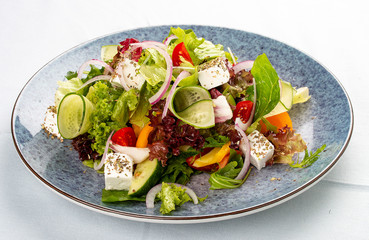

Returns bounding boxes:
[2,0,368,239]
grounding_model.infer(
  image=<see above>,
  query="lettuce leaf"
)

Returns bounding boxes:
[194,40,226,63]
[111,89,139,127]
[129,82,152,128]
[156,183,192,214]
[54,77,84,108]
[251,53,280,120]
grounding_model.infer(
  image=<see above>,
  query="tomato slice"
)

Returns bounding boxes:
[233,100,253,123]
[111,127,136,147]
[172,42,193,66]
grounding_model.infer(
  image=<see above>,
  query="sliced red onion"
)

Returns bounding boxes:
[94,131,115,170]
[234,124,251,180]
[162,71,190,118]
[146,183,199,209]
[141,41,167,49]
[213,95,233,123]
[116,61,131,91]
[130,42,173,104]
[164,35,178,46]
[232,60,254,74]
[77,59,114,79]
[77,75,111,91]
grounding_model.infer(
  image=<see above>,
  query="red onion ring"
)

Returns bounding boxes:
[77,75,111,91]
[77,59,114,79]
[162,71,190,118]
[94,131,115,170]
[234,124,251,180]
[141,41,167,49]
[164,35,178,46]
[232,60,254,74]
[146,183,199,209]
[130,42,173,104]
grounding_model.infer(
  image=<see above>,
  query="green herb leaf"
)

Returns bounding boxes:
[160,150,199,185]
[289,144,326,168]
[251,53,281,120]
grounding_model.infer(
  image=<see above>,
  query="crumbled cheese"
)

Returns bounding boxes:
[247,130,275,170]
[41,106,63,141]
[198,57,230,89]
[104,153,133,190]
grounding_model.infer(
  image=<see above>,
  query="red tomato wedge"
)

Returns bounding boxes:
[111,127,136,147]
[172,42,193,66]
[233,100,253,123]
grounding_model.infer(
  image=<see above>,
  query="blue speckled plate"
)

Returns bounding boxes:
[11,25,353,223]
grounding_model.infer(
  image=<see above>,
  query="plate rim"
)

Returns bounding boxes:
[11,24,354,223]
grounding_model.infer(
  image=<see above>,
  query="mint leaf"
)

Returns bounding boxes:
[251,53,280,120]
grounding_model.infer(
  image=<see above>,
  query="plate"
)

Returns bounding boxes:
[11,25,353,223]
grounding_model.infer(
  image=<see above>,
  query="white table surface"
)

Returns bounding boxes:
[2,0,368,239]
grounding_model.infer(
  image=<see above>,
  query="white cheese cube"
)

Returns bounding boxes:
[42,106,62,139]
[115,58,145,90]
[104,153,133,190]
[247,130,275,170]
[198,57,230,89]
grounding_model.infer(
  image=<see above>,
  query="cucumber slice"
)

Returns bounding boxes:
[101,45,118,62]
[128,159,163,197]
[172,86,211,112]
[173,99,215,129]
[57,93,94,139]
[264,80,293,118]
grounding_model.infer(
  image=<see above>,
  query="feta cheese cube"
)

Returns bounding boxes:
[247,130,275,170]
[42,106,62,139]
[115,58,145,90]
[104,153,133,190]
[198,57,230,89]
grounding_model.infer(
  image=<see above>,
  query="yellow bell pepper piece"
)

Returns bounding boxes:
[193,142,231,167]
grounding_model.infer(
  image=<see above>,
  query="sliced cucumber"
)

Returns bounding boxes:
[173,99,215,129]
[101,45,118,62]
[128,159,163,197]
[264,80,293,118]
[57,93,94,139]
[172,86,211,112]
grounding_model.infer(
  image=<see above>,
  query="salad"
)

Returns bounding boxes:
[42,27,325,215]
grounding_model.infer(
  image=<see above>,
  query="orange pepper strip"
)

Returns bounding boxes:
[259,112,293,134]
[136,123,154,148]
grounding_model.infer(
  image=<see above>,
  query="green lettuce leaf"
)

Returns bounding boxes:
[139,65,167,86]
[111,89,139,127]
[129,82,152,128]
[54,77,84,108]
[156,183,192,214]
[194,40,226,63]
[251,53,280,120]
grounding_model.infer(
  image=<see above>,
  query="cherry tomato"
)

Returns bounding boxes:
[172,42,193,66]
[233,101,253,124]
[111,127,136,147]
